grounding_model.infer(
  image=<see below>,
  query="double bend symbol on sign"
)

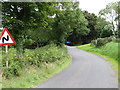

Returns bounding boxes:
[0,28,16,45]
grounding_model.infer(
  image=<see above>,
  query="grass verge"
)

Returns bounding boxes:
[2,56,71,88]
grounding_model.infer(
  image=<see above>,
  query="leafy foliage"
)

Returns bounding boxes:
[59,8,89,45]
[81,11,98,44]
[2,2,90,52]
[2,2,56,57]
[2,44,70,79]
[95,16,113,38]
[99,2,119,32]
[91,36,116,47]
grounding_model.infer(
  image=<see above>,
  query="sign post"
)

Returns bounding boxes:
[0,28,16,68]
[6,45,8,68]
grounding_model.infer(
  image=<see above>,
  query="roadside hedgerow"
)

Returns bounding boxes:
[2,44,70,79]
[91,36,115,48]
[91,38,107,47]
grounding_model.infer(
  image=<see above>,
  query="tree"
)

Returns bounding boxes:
[80,11,98,44]
[95,16,113,38]
[2,2,56,56]
[52,2,89,45]
[2,2,33,57]
[99,2,119,34]
[2,2,90,48]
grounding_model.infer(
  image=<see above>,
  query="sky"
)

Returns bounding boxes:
[79,0,119,15]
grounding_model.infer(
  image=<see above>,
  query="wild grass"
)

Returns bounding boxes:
[2,44,71,88]
[2,56,71,88]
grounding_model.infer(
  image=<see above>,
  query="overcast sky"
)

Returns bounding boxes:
[79,0,119,15]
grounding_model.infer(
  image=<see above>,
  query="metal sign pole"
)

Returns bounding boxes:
[6,45,8,68]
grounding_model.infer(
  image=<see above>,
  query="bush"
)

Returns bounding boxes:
[91,40,97,46]
[106,36,113,42]
[96,38,108,47]
[113,38,120,43]
[91,36,117,48]
[2,44,69,79]
[40,44,67,63]
[91,38,109,48]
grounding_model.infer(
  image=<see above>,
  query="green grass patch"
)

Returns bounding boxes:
[0,76,1,89]
[0,85,1,89]
[2,56,71,88]
[77,42,118,76]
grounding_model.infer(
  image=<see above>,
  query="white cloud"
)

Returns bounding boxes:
[79,0,119,15]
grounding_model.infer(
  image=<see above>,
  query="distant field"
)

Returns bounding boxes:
[77,42,118,75]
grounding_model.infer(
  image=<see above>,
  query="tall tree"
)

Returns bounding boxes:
[2,2,56,56]
[99,2,119,34]
[81,11,98,44]
[53,2,89,45]
[95,16,113,38]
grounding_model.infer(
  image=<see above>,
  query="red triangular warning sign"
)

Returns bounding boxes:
[0,28,16,45]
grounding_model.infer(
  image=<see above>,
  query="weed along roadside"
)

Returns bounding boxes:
[2,44,71,88]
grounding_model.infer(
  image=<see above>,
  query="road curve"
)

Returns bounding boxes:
[35,46,118,88]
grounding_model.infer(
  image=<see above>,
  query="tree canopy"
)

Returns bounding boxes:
[2,2,115,49]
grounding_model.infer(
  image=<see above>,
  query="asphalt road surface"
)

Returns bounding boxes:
[35,46,118,88]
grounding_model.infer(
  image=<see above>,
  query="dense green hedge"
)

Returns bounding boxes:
[2,44,70,79]
[91,36,118,47]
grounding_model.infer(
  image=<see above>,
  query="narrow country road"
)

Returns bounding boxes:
[35,46,118,88]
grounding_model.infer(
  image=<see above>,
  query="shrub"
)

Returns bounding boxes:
[3,60,21,79]
[90,36,117,48]
[106,36,113,42]
[113,38,120,43]
[96,38,108,47]
[91,40,97,46]
[91,38,109,48]
[39,44,67,63]
[2,44,69,79]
